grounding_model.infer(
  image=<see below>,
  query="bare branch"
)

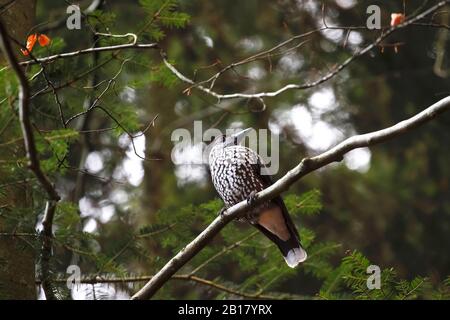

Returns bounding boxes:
[162,0,450,102]
[0,19,61,300]
[37,274,289,300]
[131,96,450,299]
[16,42,158,67]
[30,55,116,99]
[0,23,59,201]
[37,0,104,34]
[64,58,130,126]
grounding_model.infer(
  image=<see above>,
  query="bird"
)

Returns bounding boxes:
[208,128,307,268]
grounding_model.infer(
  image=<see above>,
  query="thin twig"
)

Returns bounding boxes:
[188,231,259,276]
[36,274,287,300]
[16,43,158,67]
[162,1,450,101]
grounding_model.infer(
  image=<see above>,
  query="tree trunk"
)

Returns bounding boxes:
[0,0,37,300]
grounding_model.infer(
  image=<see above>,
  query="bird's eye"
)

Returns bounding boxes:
[234,137,238,145]
[221,135,226,142]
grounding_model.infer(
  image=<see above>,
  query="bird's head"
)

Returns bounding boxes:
[209,128,252,148]
[206,128,252,163]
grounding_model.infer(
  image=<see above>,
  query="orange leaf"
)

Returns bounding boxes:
[390,13,405,27]
[20,34,37,56]
[38,34,51,47]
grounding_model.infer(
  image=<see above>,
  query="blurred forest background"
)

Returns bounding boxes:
[0,0,449,299]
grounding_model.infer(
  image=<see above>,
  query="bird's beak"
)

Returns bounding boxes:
[231,128,252,144]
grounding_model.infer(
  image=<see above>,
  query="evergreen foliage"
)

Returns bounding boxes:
[0,0,448,300]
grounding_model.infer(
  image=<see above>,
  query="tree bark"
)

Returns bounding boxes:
[0,0,37,300]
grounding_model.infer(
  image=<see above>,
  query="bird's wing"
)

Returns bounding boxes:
[251,158,306,267]
[251,158,300,241]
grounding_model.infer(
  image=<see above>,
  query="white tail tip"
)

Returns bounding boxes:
[284,247,307,268]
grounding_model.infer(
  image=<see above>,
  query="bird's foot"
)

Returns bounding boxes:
[218,207,228,217]
[247,191,258,205]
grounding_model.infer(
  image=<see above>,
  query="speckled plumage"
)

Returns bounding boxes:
[209,142,268,223]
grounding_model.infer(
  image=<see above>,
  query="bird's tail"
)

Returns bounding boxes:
[280,236,308,268]
[253,197,307,268]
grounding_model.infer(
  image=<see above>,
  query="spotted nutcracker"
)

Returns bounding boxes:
[208,128,307,267]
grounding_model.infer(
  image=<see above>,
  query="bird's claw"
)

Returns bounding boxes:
[247,191,258,205]
[218,207,227,217]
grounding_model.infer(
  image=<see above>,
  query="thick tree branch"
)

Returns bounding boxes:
[131,96,450,300]
[0,18,60,300]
